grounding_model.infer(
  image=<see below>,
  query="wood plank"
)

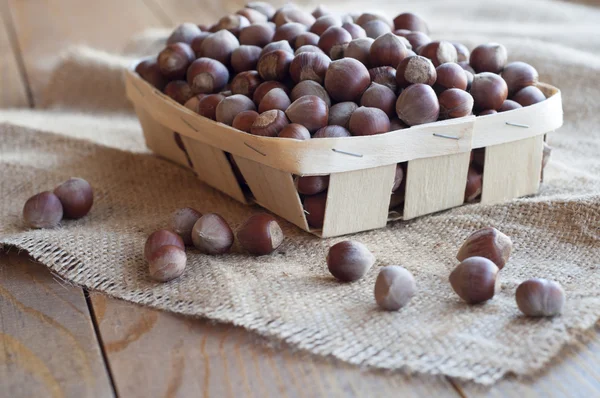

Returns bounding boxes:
[0,252,114,398]
[90,293,459,398]
[0,1,29,107]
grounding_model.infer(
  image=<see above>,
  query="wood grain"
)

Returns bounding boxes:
[0,1,29,107]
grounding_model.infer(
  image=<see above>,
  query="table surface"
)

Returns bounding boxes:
[1,1,599,397]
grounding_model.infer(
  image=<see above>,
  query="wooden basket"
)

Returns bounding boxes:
[125,67,563,237]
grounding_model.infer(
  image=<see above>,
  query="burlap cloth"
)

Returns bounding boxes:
[1,0,599,385]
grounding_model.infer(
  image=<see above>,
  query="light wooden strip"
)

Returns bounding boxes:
[0,2,29,107]
[403,152,471,220]
[89,293,460,398]
[480,135,544,205]
[0,253,114,398]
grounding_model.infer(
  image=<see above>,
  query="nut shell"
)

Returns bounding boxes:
[23,191,64,229]
[231,70,263,98]
[393,12,429,33]
[239,23,275,47]
[464,166,483,203]
[498,99,523,112]
[158,43,195,80]
[215,94,256,125]
[395,83,439,126]
[469,43,507,74]
[328,102,358,128]
[199,30,240,66]
[318,26,352,55]
[257,49,294,81]
[433,62,468,93]
[470,72,508,111]
[304,192,327,227]
[237,213,284,255]
[396,56,436,88]
[295,32,320,48]
[345,38,374,68]
[232,110,260,133]
[297,175,329,195]
[187,58,230,94]
[170,207,202,245]
[362,20,391,39]
[289,52,331,84]
[313,125,352,138]
[144,229,185,261]
[290,80,331,107]
[457,227,513,270]
[135,59,168,91]
[278,124,311,140]
[512,86,546,107]
[516,278,565,317]
[418,41,457,67]
[164,80,194,105]
[342,22,366,39]
[374,265,417,311]
[167,23,203,45]
[251,109,290,136]
[231,45,262,73]
[360,83,397,117]
[501,61,539,96]
[54,178,94,219]
[258,88,291,112]
[197,94,226,120]
[369,33,408,68]
[285,95,329,133]
[438,88,474,120]
[349,106,390,136]
[310,15,342,36]
[148,245,186,282]
[327,240,375,282]
[449,257,499,304]
[191,213,234,254]
[324,58,371,102]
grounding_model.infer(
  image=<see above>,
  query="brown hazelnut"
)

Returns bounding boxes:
[164,80,194,104]
[470,148,486,170]
[396,55,436,88]
[329,43,348,60]
[215,94,256,125]
[53,178,93,219]
[344,38,374,68]
[369,33,409,68]
[399,32,431,51]
[199,30,240,66]
[501,61,539,97]
[250,109,289,136]
[470,43,507,74]
[395,83,440,126]
[356,13,393,29]
[157,43,195,79]
[231,45,262,73]
[342,22,366,39]
[239,23,275,47]
[273,22,308,46]
[294,45,326,55]
[237,213,284,255]
[187,58,229,94]
[478,109,497,116]
[257,49,294,81]
[285,95,329,133]
[232,110,260,133]
[324,58,371,102]
[362,20,391,39]
[290,80,331,107]
[258,88,291,112]
[438,88,474,120]
[231,70,263,98]
[342,13,359,24]
[390,117,408,131]
[148,245,186,282]
[498,99,523,112]
[318,26,352,55]
[464,70,474,91]
[434,62,468,93]
[191,213,234,255]
[310,15,342,36]
[273,7,316,27]
[516,279,566,317]
[215,14,250,36]
[374,265,416,311]
[349,106,391,136]
[190,32,211,57]
[312,5,331,19]
[457,227,513,270]
[297,175,329,195]
[144,229,185,260]
[197,93,225,120]
[236,8,268,24]
[304,192,327,227]
[184,95,206,113]
[252,81,290,105]
[289,52,331,84]
[360,83,397,117]
[369,66,398,92]
[418,41,457,67]
[470,72,508,111]
[246,2,275,19]
[392,164,404,191]
[449,257,499,304]
[464,166,483,203]
[458,61,476,75]
[170,207,202,245]
[260,40,294,57]
[327,240,375,282]
[22,191,63,229]
[278,124,311,140]
[512,86,546,107]
[328,102,358,127]
[449,43,469,64]
[295,32,320,48]
[313,125,352,138]
[135,59,168,91]
[393,12,429,33]
[167,23,203,45]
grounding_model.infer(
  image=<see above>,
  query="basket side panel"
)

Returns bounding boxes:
[181,137,248,204]
[232,156,310,231]
[481,135,544,204]
[321,164,396,237]
[403,152,471,220]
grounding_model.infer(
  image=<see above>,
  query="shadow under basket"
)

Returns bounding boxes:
[125,67,563,238]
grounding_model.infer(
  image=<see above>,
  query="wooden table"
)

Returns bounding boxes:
[1,1,599,396]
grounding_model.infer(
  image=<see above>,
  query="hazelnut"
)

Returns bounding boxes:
[252,81,290,105]
[342,22,367,39]
[374,265,417,311]
[273,22,308,46]
[512,86,546,107]
[471,148,486,170]
[327,240,375,282]
[290,80,332,107]
[278,124,311,140]
[369,33,408,68]
[457,227,513,270]
[311,5,331,19]
[157,43,195,79]
[470,43,507,74]
[438,88,474,119]
[285,95,329,133]
[257,49,294,81]
[273,7,316,28]
[362,20,392,39]
[418,41,457,67]
[289,52,331,84]
[328,102,358,127]
[464,166,483,203]
[498,99,523,112]
[250,109,289,136]
[184,95,205,113]
[304,192,327,227]
[501,61,539,96]
[197,93,226,120]
[310,15,342,36]
[395,83,440,126]
[148,245,186,282]
[297,175,329,195]
[260,40,294,57]
[451,42,470,63]
[135,59,168,91]
[324,58,371,102]
[231,70,263,98]
[390,117,408,131]
[470,72,508,111]
[294,45,326,55]
[516,279,565,317]
[433,62,468,93]
[449,257,499,304]
[356,13,393,29]
[258,88,291,112]
[231,45,262,73]
[236,8,268,24]
[295,32,320,48]
[239,23,275,47]
[313,125,352,138]
[458,61,476,75]
[187,58,229,94]
[318,26,352,55]
[215,14,250,36]
[170,207,202,245]
[164,80,194,105]
[237,213,284,255]
[190,32,211,57]
[342,13,359,24]
[393,12,429,33]
[349,106,390,136]
[392,164,404,191]
[245,2,275,19]
[22,191,63,229]
[369,66,398,92]
[360,83,397,117]
[232,110,260,133]
[144,229,185,260]
[396,55,436,88]
[199,30,240,66]
[478,109,497,116]
[345,38,374,67]
[215,94,256,125]
[399,32,431,51]
[167,23,203,45]
[464,70,474,91]
[329,43,348,60]
[53,178,93,219]
[191,213,234,255]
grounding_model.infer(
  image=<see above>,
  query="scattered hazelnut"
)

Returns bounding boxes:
[328,102,358,128]
[239,23,275,47]
[464,166,483,203]
[157,43,195,79]
[251,109,290,136]
[148,245,187,282]
[310,15,342,36]
[434,62,468,93]
[236,8,268,24]
[512,86,546,107]
[395,83,439,126]
[191,213,234,254]
[297,175,329,195]
[258,88,291,112]
[237,213,284,255]
[324,58,371,102]
[231,45,262,73]
[369,33,409,68]
[187,58,229,94]
[167,23,203,45]
[273,7,316,28]
[362,20,391,39]
[498,99,523,112]
[278,123,311,140]
[295,31,320,48]
[231,70,263,98]
[516,278,565,317]
[285,95,329,133]
[396,55,436,88]
[345,38,374,68]
[469,43,507,74]
[318,26,352,55]
[451,42,470,62]
[215,94,256,125]
[290,80,331,107]
[369,66,398,92]
[252,81,290,105]
[260,40,294,57]
[457,227,513,270]
[53,178,93,219]
[294,44,326,55]
[170,207,202,245]
[135,59,168,91]
[164,80,194,105]
[313,125,352,138]
[289,52,331,84]
[22,191,63,229]
[393,12,429,33]
[199,30,240,66]
[342,22,367,39]
[501,61,539,96]
[245,2,276,19]
[197,93,226,120]
[327,240,375,282]
[438,88,474,119]
[418,41,457,67]
[304,192,327,227]
[144,229,185,260]
[232,110,260,133]
[374,265,417,311]
[273,22,308,46]
[449,257,499,304]
[257,49,294,81]
[470,72,508,111]
[360,83,397,117]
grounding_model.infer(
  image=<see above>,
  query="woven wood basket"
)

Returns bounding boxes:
[125,67,563,237]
